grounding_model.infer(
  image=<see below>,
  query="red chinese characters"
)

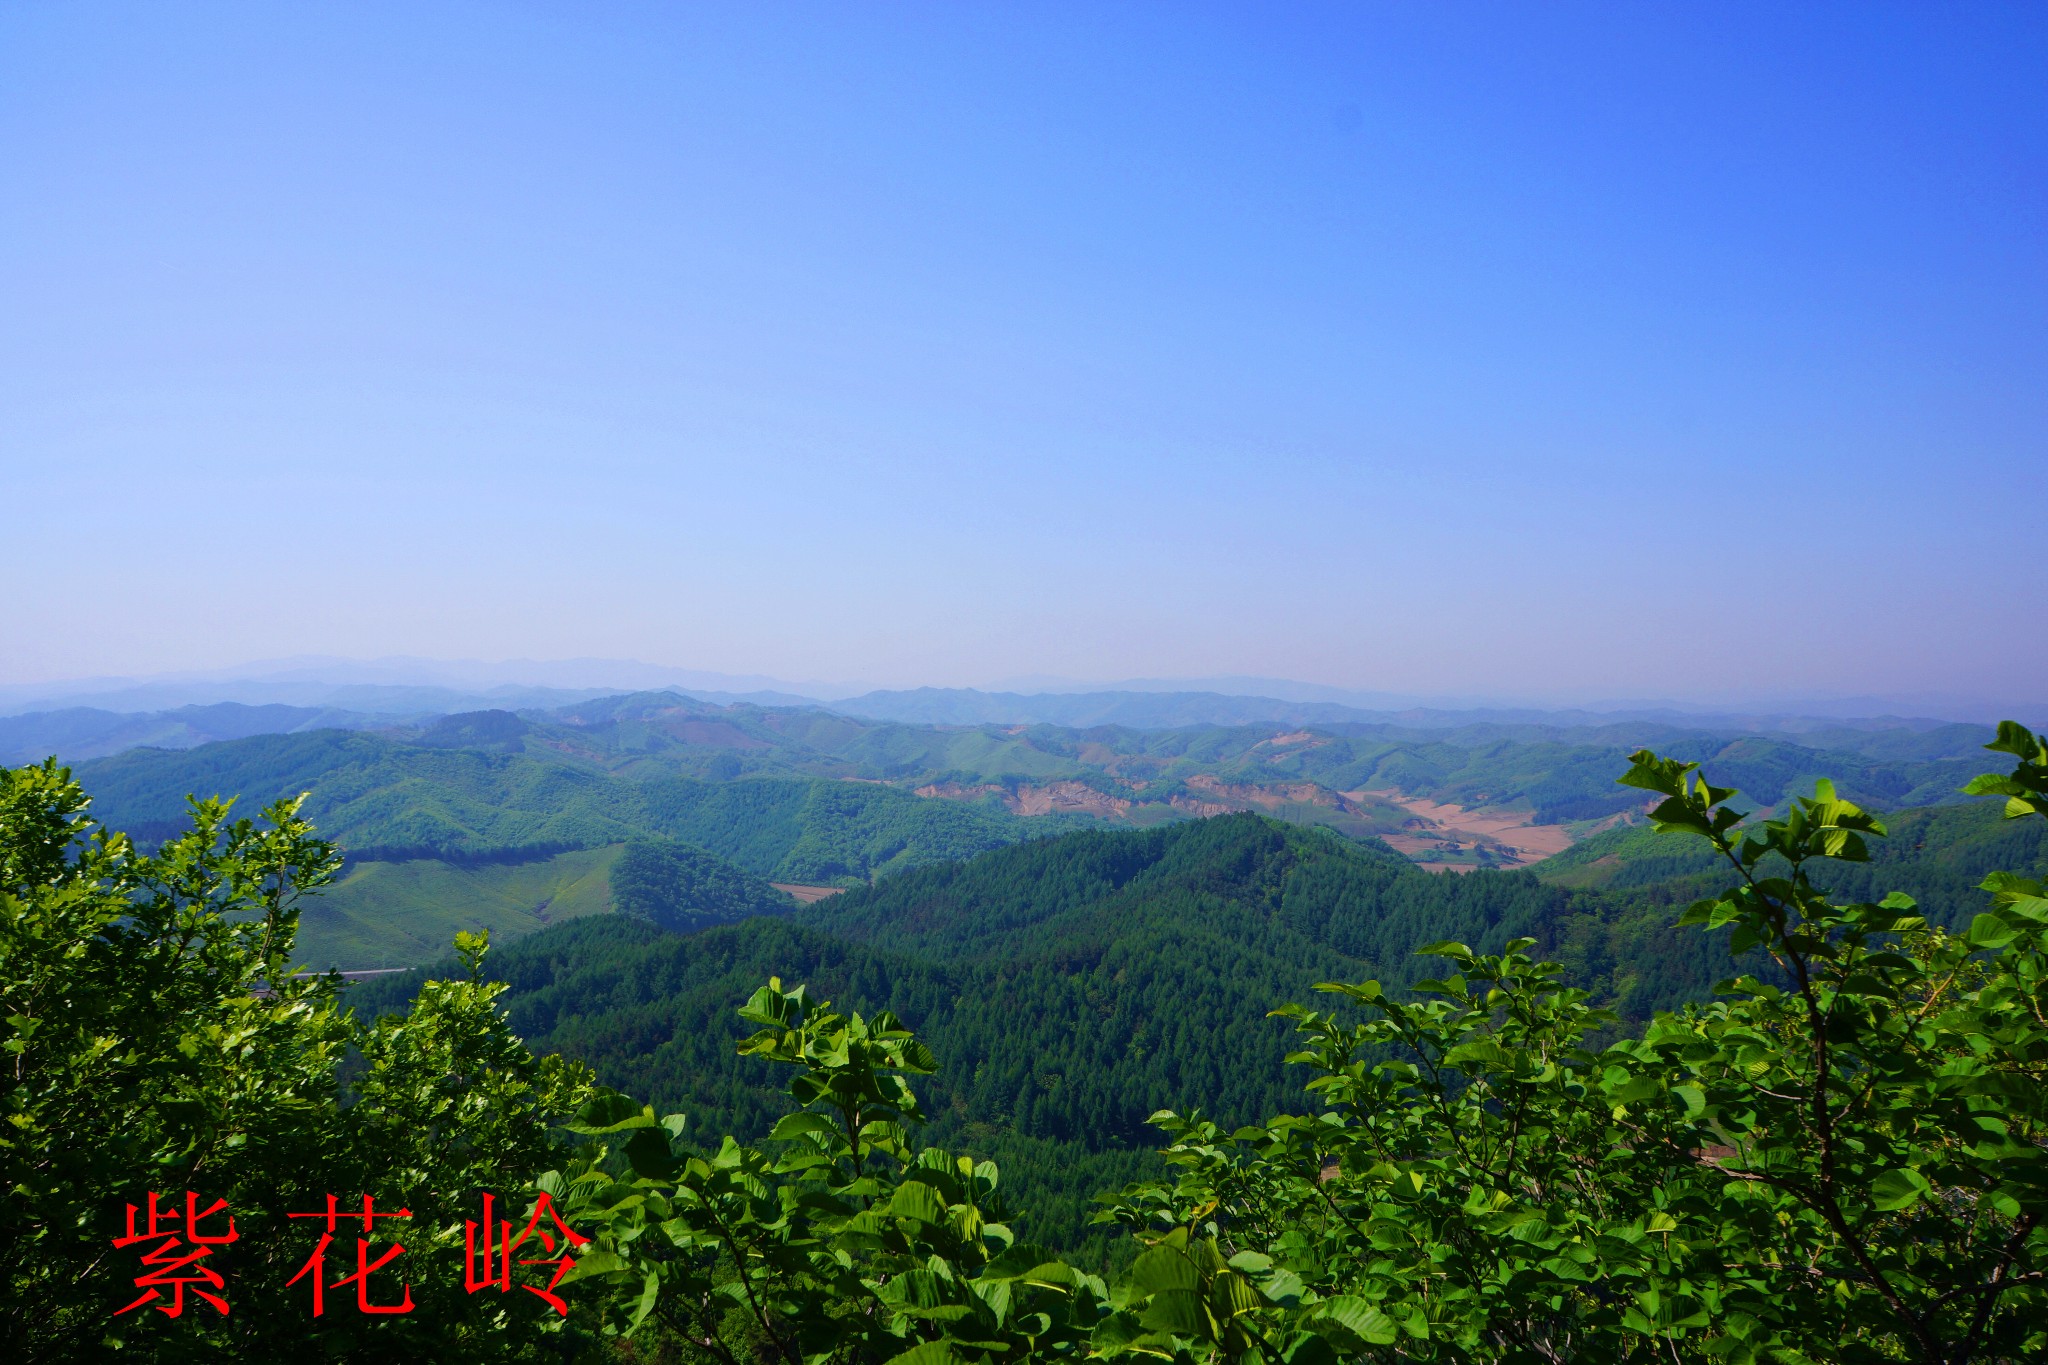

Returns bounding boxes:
[111,1191,239,1318]
[464,1190,589,1316]
[286,1195,414,1316]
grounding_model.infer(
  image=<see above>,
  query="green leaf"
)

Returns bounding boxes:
[1212,1271,1264,1318]
[630,1268,660,1332]
[624,1126,680,1181]
[885,1270,957,1311]
[883,1341,959,1365]
[1280,1330,1343,1365]
[1138,1287,1211,1336]
[1985,720,2047,762]
[1870,1168,1932,1212]
[1261,1269,1306,1306]
[557,1245,628,1281]
[567,1091,656,1134]
[1619,750,1696,797]
[1093,1317,1183,1360]
[767,1111,840,1142]
[887,1179,950,1223]
[1128,1245,1199,1294]
[1966,914,2018,950]
[1313,1296,1399,1345]
[982,1243,1066,1279]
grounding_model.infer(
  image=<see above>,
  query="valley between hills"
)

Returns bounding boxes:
[35,687,2003,968]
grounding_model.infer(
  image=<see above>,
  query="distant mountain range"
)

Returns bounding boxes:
[816,686,1985,734]
[39,684,2011,971]
[0,703,399,765]
[0,656,853,716]
[6,656,2039,728]
[5,682,2015,769]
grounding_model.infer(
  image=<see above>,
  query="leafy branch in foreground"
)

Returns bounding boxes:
[556,981,1106,1365]
[1611,737,2048,1363]
[1,760,597,1363]
[1078,728,2048,1364]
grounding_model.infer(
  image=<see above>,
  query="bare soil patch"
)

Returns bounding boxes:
[1168,795,1237,818]
[1005,781,1132,818]
[915,780,1132,820]
[1184,774,1368,814]
[771,883,845,904]
[1352,790,1578,868]
[1255,730,1323,750]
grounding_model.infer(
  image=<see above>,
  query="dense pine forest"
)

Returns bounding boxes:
[344,797,2046,1256]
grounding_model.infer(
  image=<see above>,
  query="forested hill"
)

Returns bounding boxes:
[68,696,2010,969]
[351,813,1747,1252]
[798,818,1568,974]
[70,691,1996,836]
[72,728,1062,879]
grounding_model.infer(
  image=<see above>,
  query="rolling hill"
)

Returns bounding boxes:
[57,691,2015,970]
[351,814,1633,1252]
[0,701,394,765]
[342,778,2034,1253]
[72,691,1999,846]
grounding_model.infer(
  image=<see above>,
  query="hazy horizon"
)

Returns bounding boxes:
[5,4,2043,699]
[3,652,2039,727]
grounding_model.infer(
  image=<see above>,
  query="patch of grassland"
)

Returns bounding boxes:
[295,844,624,968]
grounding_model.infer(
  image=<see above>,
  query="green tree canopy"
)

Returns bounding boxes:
[0,760,596,1363]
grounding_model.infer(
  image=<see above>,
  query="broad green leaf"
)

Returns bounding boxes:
[1313,1295,1399,1345]
[1127,1245,1199,1295]
[1280,1329,1343,1365]
[624,1126,679,1181]
[767,1111,840,1141]
[882,1341,959,1365]
[1870,1167,1932,1211]
[1138,1287,1211,1337]
[630,1269,659,1332]
[887,1179,950,1223]
[567,1090,654,1134]
[982,1243,1065,1279]
[1212,1271,1264,1317]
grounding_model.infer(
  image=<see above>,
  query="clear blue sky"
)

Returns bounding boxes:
[3,2,2042,706]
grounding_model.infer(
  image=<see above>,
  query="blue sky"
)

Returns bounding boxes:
[3,2,2042,706]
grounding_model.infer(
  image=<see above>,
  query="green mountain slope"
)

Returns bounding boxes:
[346,771,2038,1233]
[610,837,795,932]
[75,730,1061,879]
[305,845,624,968]
[68,698,2012,976]
[77,730,1081,968]
[69,692,1997,839]
[349,814,1705,1251]
[302,836,799,970]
